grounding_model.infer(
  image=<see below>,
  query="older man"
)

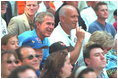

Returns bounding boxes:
[49,5,91,66]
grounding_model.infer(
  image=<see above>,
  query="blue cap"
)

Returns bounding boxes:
[18,32,48,49]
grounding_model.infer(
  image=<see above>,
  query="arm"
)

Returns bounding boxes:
[70,26,85,64]
[8,17,19,35]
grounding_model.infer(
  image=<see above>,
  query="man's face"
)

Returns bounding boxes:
[25,1,39,16]
[37,16,54,37]
[96,5,108,19]
[35,48,43,61]
[21,47,40,70]
[62,8,79,30]
[85,48,106,69]
[1,1,7,14]
[1,54,19,77]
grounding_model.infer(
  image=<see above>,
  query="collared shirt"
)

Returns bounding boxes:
[97,69,109,78]
[25,12,34,30]
[49,23,91,66]
[49,22,75,47]
[18,29,50,60]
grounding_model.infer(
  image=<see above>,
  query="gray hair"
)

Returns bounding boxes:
[88,31,114,48]
[35,12,54,24]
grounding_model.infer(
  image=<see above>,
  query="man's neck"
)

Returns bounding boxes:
[61,23,71,35]
[97,18,106,25]
[36,29,44,41]
[25,12,35,22]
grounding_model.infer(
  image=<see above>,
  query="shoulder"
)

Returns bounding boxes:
[18,30,36,46]
[89,21,98,26]
[10,14,26,22]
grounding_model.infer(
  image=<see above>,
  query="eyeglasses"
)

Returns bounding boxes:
[24,55,40,60]
[6,60,19,64]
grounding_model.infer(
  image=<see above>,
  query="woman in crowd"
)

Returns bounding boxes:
[1,50,21,78]
[40,50,73,78]
[1,33,19,51]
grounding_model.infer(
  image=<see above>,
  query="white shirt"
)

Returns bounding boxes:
[49,23,91,66]
[1,17,8,38]
[80,7,97,31]
[37,2,47,13]
[49,23,75,46]
[71,29,91,66]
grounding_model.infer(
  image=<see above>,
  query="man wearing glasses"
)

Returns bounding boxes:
[16,35,48,77]
[16,46,41,77]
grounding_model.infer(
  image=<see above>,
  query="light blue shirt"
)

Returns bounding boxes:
[18,29,50,60]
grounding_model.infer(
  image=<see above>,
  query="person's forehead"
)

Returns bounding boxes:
[21,47,36,56]
[90,48,103,54]
[25,1,38,4]
[98,5,107,9]
[2,53,14,60]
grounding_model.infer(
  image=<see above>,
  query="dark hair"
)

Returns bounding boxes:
[83,43,103,66]
[40,50,68,78]
[94,2,107,11]
[71,66,95,78]
[78,67,95,78]
[15,45,32,61]
[114,9,117,16]
[8,65,36,78]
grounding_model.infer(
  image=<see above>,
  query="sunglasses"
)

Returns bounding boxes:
[6,60,19,64]
[24,55,40,60]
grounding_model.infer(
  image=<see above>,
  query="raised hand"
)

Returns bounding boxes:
[76,26,85,42]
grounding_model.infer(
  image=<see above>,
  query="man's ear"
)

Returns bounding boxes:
[35,22,40,29]
[85,58,90,65]
[2,45,7,50]
[60,16,64,22]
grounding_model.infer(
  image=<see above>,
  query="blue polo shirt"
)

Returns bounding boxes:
[18,29,50,61]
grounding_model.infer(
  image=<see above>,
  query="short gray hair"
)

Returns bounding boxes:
[35,12,54,24]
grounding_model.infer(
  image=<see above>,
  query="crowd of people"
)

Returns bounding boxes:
[1,1,117,78]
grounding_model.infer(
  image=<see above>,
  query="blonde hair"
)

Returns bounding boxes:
[88,31,114,48]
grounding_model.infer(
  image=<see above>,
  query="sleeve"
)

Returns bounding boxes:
[8,17,19,35]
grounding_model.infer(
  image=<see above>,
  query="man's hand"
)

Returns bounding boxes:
[76,26,85,42]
